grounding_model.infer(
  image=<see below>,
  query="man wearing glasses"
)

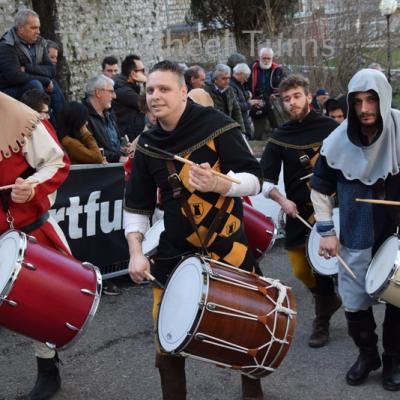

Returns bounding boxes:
[82,75,128,163]
[113,54,146,141]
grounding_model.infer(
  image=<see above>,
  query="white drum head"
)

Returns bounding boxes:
[0,231,24,294]
[158,257,206,352]
[366,236,399,296]
[142,220,165,256]
[307,208,340,275]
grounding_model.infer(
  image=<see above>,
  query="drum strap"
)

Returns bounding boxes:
[166,160,231,254]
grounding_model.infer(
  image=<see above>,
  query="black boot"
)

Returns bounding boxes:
[345,309,381,386]
[382,305,400,391]
[308,293,342,348]
[155,353,186,400]
[26,354,61,400]
[241,375,264,399]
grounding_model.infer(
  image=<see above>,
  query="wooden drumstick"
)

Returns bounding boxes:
[144,144,241,184]
[299,173,313,181]
[144,271,165,289]
[0,180,39,191]
[296,213,357,280]
[356,198,400,206]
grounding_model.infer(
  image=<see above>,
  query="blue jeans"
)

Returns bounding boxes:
[3,79,65,127]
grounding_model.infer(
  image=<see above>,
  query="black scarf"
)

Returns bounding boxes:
[270,109,338,148]
[137,102,239,157]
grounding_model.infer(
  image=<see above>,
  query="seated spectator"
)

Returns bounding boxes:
[184,65,206,90]
[20,88,51,121]
[325,95,348,124]
[230,63,254,139]
[311,88,329,115]
[0,9,65,121]
[47,40,59,65]
[113,55,146,141]
[204,63,245,132]
[102,56,119,78]
[57,101,105,164]
[82,75,127,163]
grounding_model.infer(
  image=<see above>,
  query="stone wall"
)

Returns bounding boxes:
[0,0,229,99]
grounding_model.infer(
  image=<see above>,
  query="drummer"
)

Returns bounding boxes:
[310,69,400,390]
[260,74,341,348]
[123,61,264,400]
[0,92,71,399]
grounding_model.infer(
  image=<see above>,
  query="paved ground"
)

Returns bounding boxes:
[0,242,398,400]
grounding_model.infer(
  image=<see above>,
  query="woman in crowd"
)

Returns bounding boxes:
[58,101,105,164]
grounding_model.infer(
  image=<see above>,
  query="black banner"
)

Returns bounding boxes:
[50,164,129,276]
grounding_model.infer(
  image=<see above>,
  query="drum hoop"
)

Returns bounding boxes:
[58,263,103,350]
[157,255,210,354]
[366,235,399,297]
[0,230,27,304]
[256,223,278,262]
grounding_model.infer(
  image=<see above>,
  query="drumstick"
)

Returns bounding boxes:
[356,198,400,206]
[0,180,39,191]
[295,214,313,230]
[296,213,357,280]
[299,173,313,181]
[144,144,241,184]
[144,271,164,289]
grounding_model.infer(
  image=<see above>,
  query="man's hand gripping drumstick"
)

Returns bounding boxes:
[5,178,39,203]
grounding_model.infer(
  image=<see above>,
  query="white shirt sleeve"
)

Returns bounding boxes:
[123,211,150,238]
[262,181,276,198]
[310,189,334,221]
[224,171,260,197]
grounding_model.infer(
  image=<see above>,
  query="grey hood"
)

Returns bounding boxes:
[321,68,400,184]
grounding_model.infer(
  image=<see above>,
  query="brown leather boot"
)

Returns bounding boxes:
[155,353,187,400]
[309,293,342,348]
[241,374,264,399]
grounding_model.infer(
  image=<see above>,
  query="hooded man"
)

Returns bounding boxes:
[311,69,400,391]
[261,74,341,348]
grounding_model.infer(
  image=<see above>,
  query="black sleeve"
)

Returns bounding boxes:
[215,127,262,183]
[260,141,282,185]
[124,149,157,215]
[115,87,140,111]
[310,155,337,195]
[0,43,51,86]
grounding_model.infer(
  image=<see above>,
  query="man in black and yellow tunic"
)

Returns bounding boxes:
[260,74,341,348]
[123,61,263,400]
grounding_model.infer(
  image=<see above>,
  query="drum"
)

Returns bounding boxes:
[0,230,102,349]
[243,203,277,260]
[306,208,340,275]
[365,235,400,307]
[142,219,165,257]
[157,255,296,379]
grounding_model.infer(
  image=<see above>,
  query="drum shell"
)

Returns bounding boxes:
[243,203,277,260]
[0,233,101,348]
[378,266,400,307]
[157,257,296,378]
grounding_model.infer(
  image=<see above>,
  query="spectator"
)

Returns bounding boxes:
[102,56,119,78]
[113,55,146,141]
[184,65,206,90]
[20,88,51,121]
[57,101,105,164]
[47,40,59,65]
[0,9,65,121]
[249,47,286,139]
[188,88,214,107]
[204,63,245,132]
[113,54,140,89]
[230,62,255,139]
[82,75,127,163]
[227,52,246,71]
[326,95,348,124]
[311,88,330,115]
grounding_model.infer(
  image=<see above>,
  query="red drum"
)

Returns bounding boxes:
[157,255,296,379]
[243,203,277,260]
[0,230,102,349]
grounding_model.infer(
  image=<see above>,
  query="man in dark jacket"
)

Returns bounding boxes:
[230,62,259,139]
[0,9,64,120]
[204,64,245,133]
[113,56,146,141]
[249,47,286,139]
[82,75,127,163]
